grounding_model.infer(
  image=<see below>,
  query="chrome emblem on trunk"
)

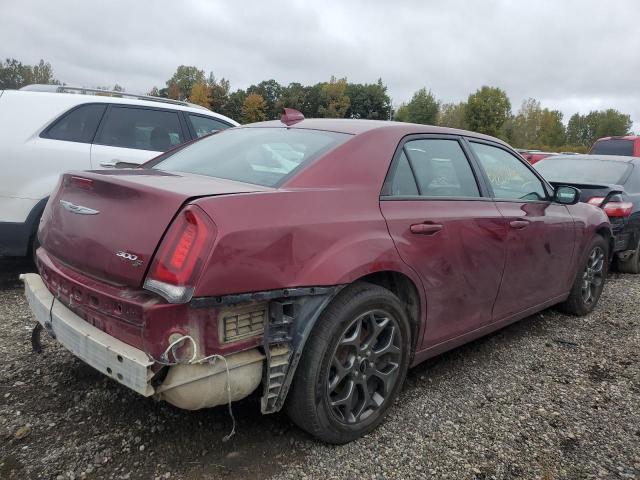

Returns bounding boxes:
[59,200,99,215]
[116,251,143,267]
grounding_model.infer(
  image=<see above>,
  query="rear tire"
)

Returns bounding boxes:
[558,235,608,316]
[616,239,640,274]
[30,236,40,267]
[285,282,411,444]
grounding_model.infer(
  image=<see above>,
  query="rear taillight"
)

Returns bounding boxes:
[144,205,216,303]
[587,197,633,217]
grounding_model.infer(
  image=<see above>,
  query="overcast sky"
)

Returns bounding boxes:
[2,0,639,129]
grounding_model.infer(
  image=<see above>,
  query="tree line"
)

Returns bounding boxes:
[1,58,634,151]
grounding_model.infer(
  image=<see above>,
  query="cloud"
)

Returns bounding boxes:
[2,0,639,129]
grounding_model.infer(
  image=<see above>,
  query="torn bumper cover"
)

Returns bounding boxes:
[22,273,265,408]
[23,273,155,396]
[23,272,343,412]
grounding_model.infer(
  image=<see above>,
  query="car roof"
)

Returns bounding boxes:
[5,89,239,125]
[595,135,640,141]
[244,118,508,144]
[548,154,640,164]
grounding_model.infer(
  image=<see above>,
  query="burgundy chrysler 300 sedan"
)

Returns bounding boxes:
[23,111,611,443]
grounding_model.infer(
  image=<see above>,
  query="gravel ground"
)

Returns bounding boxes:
[0,259,639,479]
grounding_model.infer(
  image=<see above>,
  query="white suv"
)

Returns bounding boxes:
[0,85,238,258]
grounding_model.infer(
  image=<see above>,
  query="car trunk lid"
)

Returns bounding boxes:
[40,169,268,287]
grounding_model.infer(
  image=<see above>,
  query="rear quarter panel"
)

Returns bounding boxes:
[192,188,422,297]
[566,201,611,282]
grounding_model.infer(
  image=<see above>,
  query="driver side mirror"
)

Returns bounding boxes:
[554,185,580,205]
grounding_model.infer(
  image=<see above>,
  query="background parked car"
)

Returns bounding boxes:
[590,136,640,157]
[0,85,238,258]
[535,154,640,273]
[24,114,611,444]
[519,150,558,164]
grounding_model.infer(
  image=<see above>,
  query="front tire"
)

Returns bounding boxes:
[285,282,411,444]
[558,235,608,316]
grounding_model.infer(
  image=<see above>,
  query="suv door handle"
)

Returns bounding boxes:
[99,160,119,168]
[410,223,443,235]
[509,219,530,229]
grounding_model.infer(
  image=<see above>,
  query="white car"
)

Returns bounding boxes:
[0,85,239,258]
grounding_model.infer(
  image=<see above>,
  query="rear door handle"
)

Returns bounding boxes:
[509,219,530,229]
[410,223,443,235]
[99,160,119,168]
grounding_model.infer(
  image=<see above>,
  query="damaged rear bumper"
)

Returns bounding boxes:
[22,273,265,408]
[23,273,155,396]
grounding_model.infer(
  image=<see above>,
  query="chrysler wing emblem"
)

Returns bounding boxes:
[59,200,100,215]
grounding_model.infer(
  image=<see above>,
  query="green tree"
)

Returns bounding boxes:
[318,76,350,118]
[276,82,307,114]
[592,109,632,139]
[241,92,267,123]
[247,79,283,119]
[345,79,391,119]
[189,82,211,107]
[465,86,511,137]
[438,102,467,129]
[537,109,566,147]
[206,73,230,113]
[166,65,205,100]
[221,89,247,121]
[402,88,439,124]
[393,103,410,122]
[0,58,59,89]
[567,110,632,146]
[30,59,59,85]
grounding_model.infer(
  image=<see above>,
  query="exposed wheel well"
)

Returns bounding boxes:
[357,271,421,353]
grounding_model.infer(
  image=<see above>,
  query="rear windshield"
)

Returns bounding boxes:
[591,139,634,156]
[152,127,351,187]
[535,158,632,185]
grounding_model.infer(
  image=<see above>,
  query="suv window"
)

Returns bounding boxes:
[42,104,106,143]
[399,139,480,197]
[470,142,547,201]
[96,106,184,151]
[188,114,231,137]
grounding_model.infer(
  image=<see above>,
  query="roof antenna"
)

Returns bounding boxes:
[281,108,304,126]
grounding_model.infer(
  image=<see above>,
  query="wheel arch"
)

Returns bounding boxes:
[355,270,423,354]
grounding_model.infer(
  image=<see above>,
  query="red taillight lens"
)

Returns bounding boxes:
[588,197,633,217]
[144,205,216,303]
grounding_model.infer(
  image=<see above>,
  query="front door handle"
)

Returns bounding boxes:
[509,219,530,229]
[410,223,443,235]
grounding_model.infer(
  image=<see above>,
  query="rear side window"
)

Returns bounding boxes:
[96,106,184,151]
[387,151,419,196]
[42,104,106,143]
[591,139,634,156]
[389,139,480,197]
[152,127,350,187]
[188,114,231,137]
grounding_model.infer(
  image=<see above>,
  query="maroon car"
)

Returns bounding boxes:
[23,111,611,443]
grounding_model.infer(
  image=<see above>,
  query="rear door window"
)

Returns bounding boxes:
[188,114,232,137]
[95,106,185,151]
[42,104,107,143]
[591,139,634,156]
[400,139,480,197]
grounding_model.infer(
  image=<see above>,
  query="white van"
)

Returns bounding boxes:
[0,85,238,258]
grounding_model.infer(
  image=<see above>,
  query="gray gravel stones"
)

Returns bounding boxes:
[1,267,639,479]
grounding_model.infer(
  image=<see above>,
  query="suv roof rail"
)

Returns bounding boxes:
[19,84,209,111]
